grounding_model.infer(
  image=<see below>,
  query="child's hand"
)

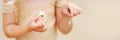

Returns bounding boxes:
[62,2,81,18]
[28,17,46,32]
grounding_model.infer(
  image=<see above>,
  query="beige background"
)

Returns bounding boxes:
[1,0,120,40]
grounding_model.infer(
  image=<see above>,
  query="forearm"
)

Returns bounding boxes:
[4,24,31,38]
[55,6,73,34]
[3,12,31,38]
[57,17,73,34]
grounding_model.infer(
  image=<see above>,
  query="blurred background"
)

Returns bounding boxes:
[1,0,120,40]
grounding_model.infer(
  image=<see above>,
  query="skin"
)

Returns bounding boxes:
[55,3,81,34]
[3,0,81,38]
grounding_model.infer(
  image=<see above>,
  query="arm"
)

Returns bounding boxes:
[55,0,81,34]
[3,11,32,38]
[3,0,47,38]
[55,6,73,34]
[3,0,31,38]
[3,13,31,38]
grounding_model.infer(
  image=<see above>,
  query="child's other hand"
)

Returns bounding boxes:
[62,2,81,18]
[28,17,46,32]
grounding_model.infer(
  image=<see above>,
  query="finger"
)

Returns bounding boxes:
[62,6,70,16]
[67,7,74,17]
[36,24,44,29]
[73,10,80,16]
[34,25,46,32]
[31,17,41,27]
[40,26,47,32]
[42,26,47,30]
[67,3,74,17]
[32,24,44,31]
[68,3,81,16]
[74,5,81,15]
[72,8,80,16]
[36,18,42,25]
[62,6,73,17]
